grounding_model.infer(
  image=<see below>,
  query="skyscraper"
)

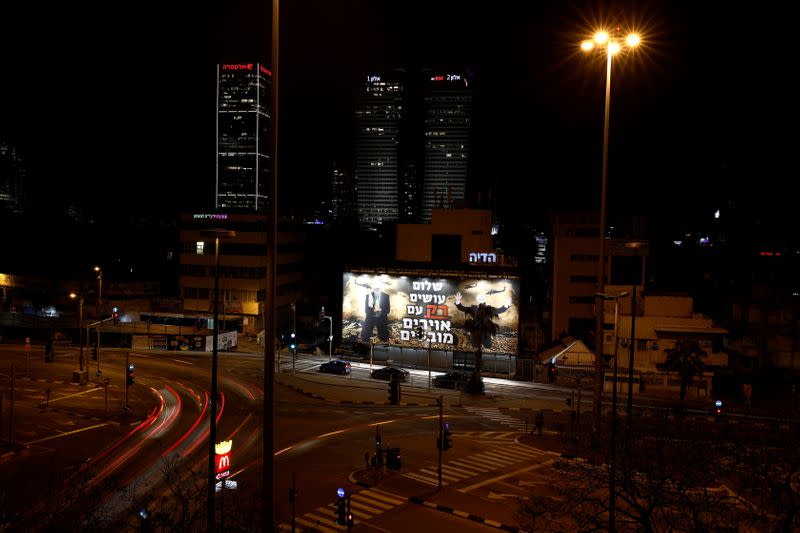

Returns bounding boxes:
[422,71,472,223]
[355,72,405,228]
[331,162,358,226]
[0,141,25,214]
[216,63,271,212]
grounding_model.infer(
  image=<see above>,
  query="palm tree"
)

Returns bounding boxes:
[462,302,500,394]
[663,339,707,403]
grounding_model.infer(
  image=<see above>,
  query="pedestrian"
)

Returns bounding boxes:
[535,412,544,437]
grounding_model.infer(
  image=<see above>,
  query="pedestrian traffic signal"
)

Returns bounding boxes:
[127,363,136,385]
[289,332,296,351]
[388,380,399,405]
[335,489,346,525]
[548,363,558,383]
[443,423,452,450]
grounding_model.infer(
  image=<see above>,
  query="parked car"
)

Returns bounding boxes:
[432,370,470,390]
[319,360,351,375]
[370,366,410,382]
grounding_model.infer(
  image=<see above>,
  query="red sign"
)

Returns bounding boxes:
[222,64,253,71]
[215,440,232,480]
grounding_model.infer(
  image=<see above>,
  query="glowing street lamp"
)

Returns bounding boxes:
[580,27,642,441]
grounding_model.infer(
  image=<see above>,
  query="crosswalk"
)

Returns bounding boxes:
[278,487,407,533]
[402,443,552,487]
[464,406,530,432]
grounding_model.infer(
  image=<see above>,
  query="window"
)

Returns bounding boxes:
[570,254,599,262]
[651,342,660,350]
[570,275,598,283]
[702,340,712,348]
[637,339,648,351]
[605,333,614,343]
[569,296,596,304]
[196,241,205,255]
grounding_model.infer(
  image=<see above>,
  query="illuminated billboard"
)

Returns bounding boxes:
[342,272,519,354]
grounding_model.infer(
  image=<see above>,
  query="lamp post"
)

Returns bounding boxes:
[69,293,84,373]
[201,228,236,531]
[595,290,628,533]
[581,28,641,435]
[321,315,333,361]
[94,266,103,375]
[624,241,646,433]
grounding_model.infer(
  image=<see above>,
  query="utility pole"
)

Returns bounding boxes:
[263,0,279,529]
[437,395,443,488]
[290,472,297,533]
[125,352,130,410]
[10,366,15,444]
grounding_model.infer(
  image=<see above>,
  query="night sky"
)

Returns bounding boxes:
[0,1,790,229]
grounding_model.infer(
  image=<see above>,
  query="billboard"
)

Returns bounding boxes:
[342,272,519,354]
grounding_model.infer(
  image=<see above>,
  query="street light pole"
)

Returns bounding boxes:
[596,289,628,533]
[624,241,645,434]
[202,229,235,532]
[70,293,85,373]
[581,29,640,436]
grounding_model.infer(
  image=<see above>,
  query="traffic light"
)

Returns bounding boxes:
[714,400,723,421]
[443,422,452,450]
[388,379,399,405]
[548,363,558,383]
[335,489,346,525]
[112,307,120,324]
[127,363,136,385]
[289,332,297,351]
[91,345,98,361]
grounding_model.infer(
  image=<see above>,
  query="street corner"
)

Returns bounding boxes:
[0,442,28,465]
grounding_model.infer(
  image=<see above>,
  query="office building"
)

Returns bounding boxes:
[355,72,405,228]
[0,142,25,214]
[179,212,302,335]
[216,63,271,212]
[422,71,472,223]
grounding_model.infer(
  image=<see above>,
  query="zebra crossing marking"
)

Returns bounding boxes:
[451,430,520,439]
[464,406,529,431]
[280,487,407,531]
[402,443,550,487]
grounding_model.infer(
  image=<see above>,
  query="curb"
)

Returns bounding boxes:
[407,495,522,532]
[37,406,145,427]
[277,380,435,407]
[347,471,522,532]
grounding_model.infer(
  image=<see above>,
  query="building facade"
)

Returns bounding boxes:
[355,73,405,228]
[216,63,271,212]
[0,142,25,214]
[179,212,302,335]
[422,71,472,223]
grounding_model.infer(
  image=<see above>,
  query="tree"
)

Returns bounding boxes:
[663,339,706,403]
[458,293,504,394]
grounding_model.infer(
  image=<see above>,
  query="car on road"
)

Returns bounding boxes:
[432,370,470,390]
[370,366,410,382]
[319,360,351,375]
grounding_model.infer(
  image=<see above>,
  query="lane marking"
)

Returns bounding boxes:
[24,422,110,445]
[459,459,555,493]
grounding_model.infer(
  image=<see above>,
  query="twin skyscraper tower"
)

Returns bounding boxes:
[215,65,472,228]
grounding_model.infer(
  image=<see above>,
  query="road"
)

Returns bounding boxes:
[1,345,795,531]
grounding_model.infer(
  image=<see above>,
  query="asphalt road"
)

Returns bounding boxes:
[1,344,796,532]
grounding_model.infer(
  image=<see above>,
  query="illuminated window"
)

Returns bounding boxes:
[196,241,205,255]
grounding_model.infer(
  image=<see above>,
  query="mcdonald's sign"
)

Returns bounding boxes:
[215,440,232,480]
